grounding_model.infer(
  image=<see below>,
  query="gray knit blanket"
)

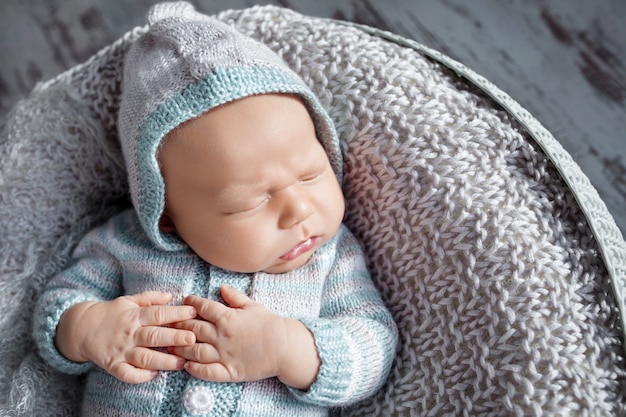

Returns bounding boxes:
[1,6,625,416]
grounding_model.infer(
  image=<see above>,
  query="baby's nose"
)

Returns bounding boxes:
[277,186,314,229]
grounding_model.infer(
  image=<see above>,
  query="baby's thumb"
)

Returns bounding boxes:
[220,285,251,308]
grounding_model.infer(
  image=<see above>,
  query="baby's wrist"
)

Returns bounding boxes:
[276,318,320,390]
[56,301,98,363]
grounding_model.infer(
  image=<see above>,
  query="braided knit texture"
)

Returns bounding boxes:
[1,5,625,416]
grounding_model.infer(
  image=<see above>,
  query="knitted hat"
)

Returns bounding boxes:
[118,1,342,251]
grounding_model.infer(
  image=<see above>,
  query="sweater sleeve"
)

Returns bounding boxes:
[290,226,398,406]
[32,212,129,375]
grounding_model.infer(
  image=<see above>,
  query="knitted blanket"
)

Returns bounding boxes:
[1,5,625,416]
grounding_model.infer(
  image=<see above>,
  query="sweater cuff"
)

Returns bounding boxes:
[33,291,99,375]
[288,318,354,406]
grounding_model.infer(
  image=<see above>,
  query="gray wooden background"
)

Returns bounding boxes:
[1,0,625,236]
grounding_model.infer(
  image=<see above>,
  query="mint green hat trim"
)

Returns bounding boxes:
[135,65,341,251]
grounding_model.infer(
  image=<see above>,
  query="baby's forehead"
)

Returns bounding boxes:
[163,107,321,153]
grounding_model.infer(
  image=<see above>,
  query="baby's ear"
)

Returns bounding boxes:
[158,209,177,233]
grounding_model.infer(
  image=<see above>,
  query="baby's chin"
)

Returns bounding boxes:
[261,252,315,274]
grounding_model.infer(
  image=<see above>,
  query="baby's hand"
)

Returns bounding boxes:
[55,291,197,384]
[171,285,320,389]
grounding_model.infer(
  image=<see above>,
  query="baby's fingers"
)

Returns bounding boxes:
[109,361,160,385]
[185,361,238,382]
[172,319,217,343]
[135,326,196,348]
[184,296,228,323]
[127,291,173,307]
[124,348,187,379]
[171,342,220,364]
[139,304,197,327]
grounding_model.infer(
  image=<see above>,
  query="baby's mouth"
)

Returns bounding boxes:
[280,237,318,261]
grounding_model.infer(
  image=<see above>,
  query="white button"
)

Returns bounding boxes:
[183,386,215,415]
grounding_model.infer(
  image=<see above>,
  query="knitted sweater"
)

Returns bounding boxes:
[33,209,397,417]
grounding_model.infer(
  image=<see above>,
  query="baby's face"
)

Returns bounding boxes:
[159,94,345,274]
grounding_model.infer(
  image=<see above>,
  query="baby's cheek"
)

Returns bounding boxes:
[211,223,276,273]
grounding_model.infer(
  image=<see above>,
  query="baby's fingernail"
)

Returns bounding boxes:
[187,307,196,317]
[176,359,186,369]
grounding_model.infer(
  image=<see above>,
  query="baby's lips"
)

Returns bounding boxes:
[280,237,318,260]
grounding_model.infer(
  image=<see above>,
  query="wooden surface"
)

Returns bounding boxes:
[1,0,625,236]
